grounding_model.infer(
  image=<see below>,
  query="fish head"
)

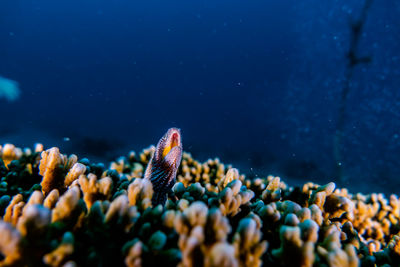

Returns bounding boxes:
[154,127,182,167]
[144,128,183,181]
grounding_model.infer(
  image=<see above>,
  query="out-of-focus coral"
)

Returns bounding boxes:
[218,179,254,216]
[51,186,82,224]
[110,153,144,181]
[44,189,60,209]
[217,168,239,191]
[17,204,51,237]
[0,76,20,102]
[79,173,112,209]
[174,201,233,266]
[3,194,24,226]
[272,219,319,267]
[43,232,74,267]
[233,216,267,267]
[125,239,144,267]
[262,176,284,203]
[205,242,237,267]
[65,163,86,187]
[317,225,359,267]
[105,194,139,232]
[0,221,22,266]
[0,144,22,167]
[177,153,244,192]
[128,178,153,210]
[39,147,78,195]
[1,143,400,266]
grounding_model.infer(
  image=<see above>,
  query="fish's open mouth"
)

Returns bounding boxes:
[161,128,181,158]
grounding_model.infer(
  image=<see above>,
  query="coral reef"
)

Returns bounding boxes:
[1,141,400,267]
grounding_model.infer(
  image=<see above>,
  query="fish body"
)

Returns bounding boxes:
[145,128,182,206]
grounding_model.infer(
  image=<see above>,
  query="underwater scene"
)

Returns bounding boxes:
[0,0,400,266]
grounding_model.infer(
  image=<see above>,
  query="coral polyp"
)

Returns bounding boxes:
[0,140,400,266]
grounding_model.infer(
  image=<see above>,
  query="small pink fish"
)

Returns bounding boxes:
[145,128,182,206]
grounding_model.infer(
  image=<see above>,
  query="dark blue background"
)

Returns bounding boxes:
[1,0,399,194]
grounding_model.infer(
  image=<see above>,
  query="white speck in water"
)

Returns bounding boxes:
[63,137,70,142]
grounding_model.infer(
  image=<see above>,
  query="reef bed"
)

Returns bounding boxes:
[0,143,399,267]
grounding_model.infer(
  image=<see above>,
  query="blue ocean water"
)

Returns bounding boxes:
[0,0,399,194]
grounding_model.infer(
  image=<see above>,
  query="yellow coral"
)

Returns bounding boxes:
[44,189,60,209]
[65,163,86,187]
[52,187,81,223]
[217,168,239,191]
[40,147,75,195]
[79,173,112,209]
[125,241,143,267]
[105,195,139,232]
[43,233,74,267]
[205,243,237,267]
[128,178,153,210]
[0,221,22,266]
[17,204,51,237]
[1,143,22,167]
[233,216,267,267]
[3,194,24,226]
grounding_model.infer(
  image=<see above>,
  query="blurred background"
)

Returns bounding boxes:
[0,0,399,194]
